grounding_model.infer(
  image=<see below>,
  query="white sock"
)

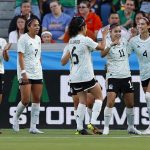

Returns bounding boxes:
[104,106,113,127]
[76,103,86,130]
[145,92,150,126]
[87,107,92,123]
[30,103,40,130]
[74,109,77,123]
[126,107,134,128]
[91,100,102,124]
[14,101,26,120]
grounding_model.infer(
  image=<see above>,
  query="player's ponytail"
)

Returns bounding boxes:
[68,16,86,38]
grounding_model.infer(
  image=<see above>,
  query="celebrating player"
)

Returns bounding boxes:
[61,16,107,135]
[101,23,141,135]
[129,17,150,134]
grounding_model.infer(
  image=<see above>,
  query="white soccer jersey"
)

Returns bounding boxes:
[64,34,98,83]
[129,35,150,81]
[105,37,131,79]
[17,33,43,80]
[0,38,7,74]
[97,25,130,41]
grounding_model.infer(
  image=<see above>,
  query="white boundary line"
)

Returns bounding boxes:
[0,136,150,139]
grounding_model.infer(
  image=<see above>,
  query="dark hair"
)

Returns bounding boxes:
[68,16,86,38]
[24,18,39,33]
[109,23,120,31]
[21,0,30,7]
[108,12,119,18]
[79,0,91,8]
[133,11,146,27]
[125,0,135,4]
[16,15,26,39]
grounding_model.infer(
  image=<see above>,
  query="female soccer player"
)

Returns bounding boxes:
[12,18,43,134]
[61,16,107,135]
[129,17,150,134]
[101,23,141,135]
[0,38,9,134]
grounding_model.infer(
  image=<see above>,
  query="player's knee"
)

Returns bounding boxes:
[107,101,114,108]
[22,101,29,106]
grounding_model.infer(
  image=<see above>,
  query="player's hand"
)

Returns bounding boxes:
[21,73,29,84]
[102,27,109,37]
[111,39,120,46]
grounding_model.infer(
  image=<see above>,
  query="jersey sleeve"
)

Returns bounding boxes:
[85,37,98,51]
[17,36,26,53]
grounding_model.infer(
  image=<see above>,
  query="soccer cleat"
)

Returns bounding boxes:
[29,128,44,134]
[77,129,92,135]
[12,117,19,132]
[142,126,150,135]
[127,127,141,135]
[75,130,79,135]
[87,123,102,135]
[103,126,109,135]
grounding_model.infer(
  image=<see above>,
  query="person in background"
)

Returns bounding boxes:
[41,31,55,43]
[59,0,76,18]
[14,0,42,20]
[97,12,130,42]
[140,0,150,18]
[128,11,146,38]
[9,16,26,43]
[12,18,43,134]
[78,0,103,40]
[9,0,40,35]
[42,0,71,42]
[96,0,112,26]
[0,38,10,134]
[117,0,135,29]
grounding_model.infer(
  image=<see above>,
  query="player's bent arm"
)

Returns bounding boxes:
[101,47,110,58]
[61,51,70,66]
[3,43,12,61]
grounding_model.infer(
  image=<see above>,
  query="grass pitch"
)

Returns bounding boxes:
[0,129,150,150]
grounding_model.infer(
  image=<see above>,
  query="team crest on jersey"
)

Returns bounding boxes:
[108,84,113,90]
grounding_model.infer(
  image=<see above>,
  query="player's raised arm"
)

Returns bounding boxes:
[96,28,109,50]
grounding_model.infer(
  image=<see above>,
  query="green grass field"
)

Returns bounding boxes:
[0,129,150,150]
